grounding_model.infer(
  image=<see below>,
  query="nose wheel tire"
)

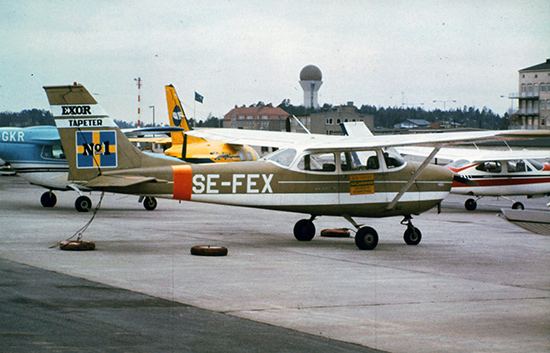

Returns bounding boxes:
[512,202,524,210]
[403,227,422,245]
[465,198,477,211]
[355,226,379,250]
[75,195,92,212]
[293,219,316,241]
[40,192,57,208]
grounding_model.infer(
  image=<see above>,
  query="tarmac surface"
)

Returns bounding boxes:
[1,175,549,352]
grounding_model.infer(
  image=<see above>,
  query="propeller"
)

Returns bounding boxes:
[453,175,479,186]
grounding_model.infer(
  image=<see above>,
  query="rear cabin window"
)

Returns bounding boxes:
[339,151,379,171]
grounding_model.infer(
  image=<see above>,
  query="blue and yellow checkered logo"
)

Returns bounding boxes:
[76,131,117,168]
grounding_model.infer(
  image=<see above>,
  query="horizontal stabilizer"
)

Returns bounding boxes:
[84,175,159,188]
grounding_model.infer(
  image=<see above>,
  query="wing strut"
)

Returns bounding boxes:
[385,146,441,211]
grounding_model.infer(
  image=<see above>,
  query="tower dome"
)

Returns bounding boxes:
[300,65,322,81]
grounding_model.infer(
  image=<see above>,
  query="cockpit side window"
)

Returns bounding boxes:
[476,161,501,173]
[41,145,66,160]
[507,160,529,173]
[297,152,336,172]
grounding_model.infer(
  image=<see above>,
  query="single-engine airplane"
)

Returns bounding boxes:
[0,125,182,211]
[398,146,550,210]
[45,83,550,250]
[163,84,259,162]
[342,121,550,211]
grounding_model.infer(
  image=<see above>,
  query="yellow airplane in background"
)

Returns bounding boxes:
[163,85,259,163]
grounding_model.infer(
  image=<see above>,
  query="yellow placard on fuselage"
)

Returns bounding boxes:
[350,174,375,195]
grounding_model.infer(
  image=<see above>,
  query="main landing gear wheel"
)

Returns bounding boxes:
[75,195,92,212]
[40,191,57,208]
[465,198,477,211]
[512,202,524,210]
[293,219,316,241]
[143,196,157,210]
[355,226,379,250]
[403,227,422,245]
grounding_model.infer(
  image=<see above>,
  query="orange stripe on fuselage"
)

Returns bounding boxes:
[172,165,192,200]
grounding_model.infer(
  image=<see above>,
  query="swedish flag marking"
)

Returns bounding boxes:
[76,131,117,168]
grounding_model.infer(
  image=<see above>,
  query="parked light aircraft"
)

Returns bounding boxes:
[342,122,550,211]
[163,84,259,162]
[0,125,182,211]
[44,83,550,249]
[0,85,258,212]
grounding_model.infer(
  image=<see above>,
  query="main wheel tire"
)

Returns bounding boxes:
[75,196,92,212]
[293,219,316,241]
[403,227,422,245]
[190,245,228,256]
[143,196,157,210]
[355,226,378,250]
[512,202,524,210]
[465,198,477,211]
[40,192,57,208]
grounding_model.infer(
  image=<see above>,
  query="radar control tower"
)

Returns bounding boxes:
[299,65,323,108]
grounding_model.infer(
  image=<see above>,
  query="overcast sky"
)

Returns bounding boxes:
[1,0,549,125]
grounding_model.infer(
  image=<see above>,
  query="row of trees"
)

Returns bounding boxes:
[278,100,510,130]
[1,102,510,130]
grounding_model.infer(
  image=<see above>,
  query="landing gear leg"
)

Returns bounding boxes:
[500,196,524,210]
[401,215,422,245]
[293,215,316,241]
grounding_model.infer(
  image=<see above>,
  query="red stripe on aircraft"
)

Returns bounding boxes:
[452,176,550,188]
[172,165,193,200]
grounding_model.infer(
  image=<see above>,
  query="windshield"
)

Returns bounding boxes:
[264,148,296,167]
[382,148,405,169]
[527,159,544,171]
[447,159,471,169]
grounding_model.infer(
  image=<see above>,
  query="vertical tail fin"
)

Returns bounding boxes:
[44,83,172,182]
[165,84,191,139]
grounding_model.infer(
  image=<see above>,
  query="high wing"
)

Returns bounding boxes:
[185,128,329,149]
[187,128,550,152]
[124,127,183,147]
[396,146,550,163]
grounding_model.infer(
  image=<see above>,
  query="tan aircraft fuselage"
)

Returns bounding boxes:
[97,159,452,218]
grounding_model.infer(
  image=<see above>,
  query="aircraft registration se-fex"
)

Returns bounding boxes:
[44,83,550,250]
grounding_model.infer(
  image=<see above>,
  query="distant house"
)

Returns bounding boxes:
[394,119,431,129]
[222,103,290,131]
